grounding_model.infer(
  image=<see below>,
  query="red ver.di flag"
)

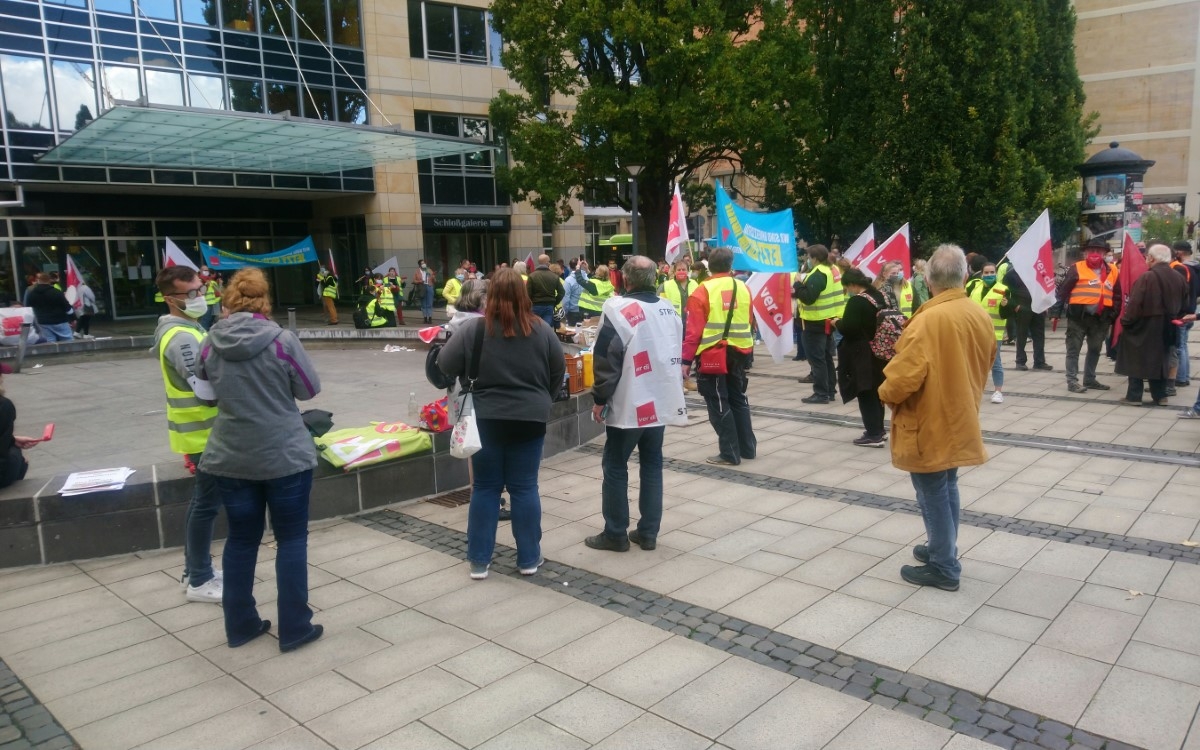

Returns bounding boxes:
[841,224,875,266]
[665,183,690,264]
[1112,230,1146,345]
[746,272,794,364]
[64,255,84,312]
[1006,209,1056,314]
[856,224,910,280]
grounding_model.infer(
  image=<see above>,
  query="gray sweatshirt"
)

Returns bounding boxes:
[197,312,321,480]
[152,315,206,395]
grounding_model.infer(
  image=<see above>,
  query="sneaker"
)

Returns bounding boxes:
[1083,380,1111,391]
[912,544,930,564]
[628,530,656,551]
[852,435,886,448]
[469,562,490,580]
[186,577,223,603]
[1015,363,1029,371]
[584,533,630,552]
[1033,363,1054,371]
[1067,382,1087,394]
[519,556,545,575]
[900,564,959,591]
[706,455,738,466]
[1178,409,1200,419]
[990,391,1004,404]
[801,394,831,404]
[180,568,223,591]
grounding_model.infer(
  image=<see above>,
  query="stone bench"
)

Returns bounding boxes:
[0,392,600,568]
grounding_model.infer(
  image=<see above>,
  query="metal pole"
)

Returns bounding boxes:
[630,177,639,259]
[14,323,30,373]
[287,307,296,332]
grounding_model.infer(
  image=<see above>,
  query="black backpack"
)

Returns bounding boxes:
[425,334,456,390]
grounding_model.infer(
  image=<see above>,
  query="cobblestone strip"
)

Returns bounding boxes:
[354,509,1146,750]
[0,660,77,750]
[690,395,1200,468]
[576,443,1200,565]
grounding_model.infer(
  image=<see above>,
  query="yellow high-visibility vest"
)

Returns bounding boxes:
[696,276,753,354]
[798,264,844,321]
[158,325,216,455]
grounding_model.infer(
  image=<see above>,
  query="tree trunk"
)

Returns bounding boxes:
[636,176,672,262]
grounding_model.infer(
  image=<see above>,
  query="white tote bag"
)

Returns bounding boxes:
[450,392,482,458]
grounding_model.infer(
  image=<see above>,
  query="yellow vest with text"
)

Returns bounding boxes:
[975,282,1009,341]
[579,279,614,313]
[319,273,338,299]
[203,279,219,305]
[799,264,844,321]
[696,276,753,354]
[661,278,699,316]
[899,280,914,318]
[364,298,389,327]
[158,325,216,455]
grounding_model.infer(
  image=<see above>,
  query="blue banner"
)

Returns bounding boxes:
[201,236,319,269]
[714,183,798,273]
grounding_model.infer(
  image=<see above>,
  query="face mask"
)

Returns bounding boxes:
[982,274,996,284]
[890,272,903,282]
[456,274,465,281]
[420,263,426,269]
[318,267,327,275]
[675,272,688,283]
[1105,254,1114,264]
[182,296,208,318]
[1086,253,1104,269]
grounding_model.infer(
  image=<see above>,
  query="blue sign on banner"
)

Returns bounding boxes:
[714,183,798,273]
[201,236,319,269]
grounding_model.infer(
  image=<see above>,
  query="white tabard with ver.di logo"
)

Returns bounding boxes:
[599,295,688,429]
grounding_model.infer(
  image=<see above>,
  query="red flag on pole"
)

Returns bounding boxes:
[842,224,875,266]
[665,183,690,264]
[1111,230,1146,345]
[523,251,535,270]
[857,224,910,280]
[1005,210,1056,314]
[163,238,199,270]
[327,248,337,276]
[64,255,84,312]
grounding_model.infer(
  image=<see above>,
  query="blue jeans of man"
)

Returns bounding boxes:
[910,468,961,581]
[801,325,836,399]
[183,452,221,587]
[601,425,664,542]
[696,349,756,464]
[468,434,544,569]
[38,322,73,342]
[422,283,434,319]
[217,470,315,648]
[532,304,556,329]
[1178,322,1193,384]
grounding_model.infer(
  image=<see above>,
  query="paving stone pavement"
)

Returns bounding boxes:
[0,331,1197,749]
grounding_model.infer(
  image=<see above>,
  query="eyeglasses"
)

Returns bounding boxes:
[166,288,204,299]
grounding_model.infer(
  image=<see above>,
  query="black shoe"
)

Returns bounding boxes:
[1122,397,1143,405]
[498,505,511,521]
[792,355,806,361]
[852,435,886,447]
[1083,380,1111,391]
[585,533,630,552]
[628,530,656,550]
[1033,363,1054,371]
[1176,380,1191,387]
[229,620,271,648]
[1015,364,1029,371]
[801,394,830,404]
[900,565,959,591]
[797,374,814,383]
[1067,382,1087,394]
[280,624,323,653]
[912,544,930,564]
[1167,386,1178,397]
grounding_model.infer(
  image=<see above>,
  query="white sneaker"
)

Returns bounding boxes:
[991,391,1004,404]
[185,576,223,603]
[180,567,223,591]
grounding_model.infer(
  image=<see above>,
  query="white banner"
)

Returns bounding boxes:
[372,256,401,277]
[1007,209,1056,314]
[746,272,794,364]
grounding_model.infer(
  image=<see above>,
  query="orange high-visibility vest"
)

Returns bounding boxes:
[1068,261,1118,308]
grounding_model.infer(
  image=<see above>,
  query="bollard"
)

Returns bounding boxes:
[287,307,296,332]
[13,323,31,374]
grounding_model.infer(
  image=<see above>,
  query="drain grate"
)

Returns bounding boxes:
[425,488,472,507]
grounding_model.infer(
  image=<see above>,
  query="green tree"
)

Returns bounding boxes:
[488,0,812,257]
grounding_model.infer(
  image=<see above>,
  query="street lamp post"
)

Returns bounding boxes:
[626,163,644,258]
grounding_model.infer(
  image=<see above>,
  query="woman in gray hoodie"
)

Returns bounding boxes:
[199,269,324,653]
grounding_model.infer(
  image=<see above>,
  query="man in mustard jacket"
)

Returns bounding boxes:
[878,243,995,592]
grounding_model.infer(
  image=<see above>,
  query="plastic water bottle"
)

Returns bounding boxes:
[408,392,419,423]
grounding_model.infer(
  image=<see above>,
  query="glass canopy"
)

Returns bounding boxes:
[37,104,498,175]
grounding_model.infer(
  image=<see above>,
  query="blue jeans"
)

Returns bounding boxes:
[1178,323,1192,383]
[183,453,221,587]
[217,470,315,648]
[991,347,1004,389]
[468,434,544,569]
[601,425,664,541]
[422,284,434,318]
[532,304,556,329]
[38,322,73,342]
[910,468,961,581]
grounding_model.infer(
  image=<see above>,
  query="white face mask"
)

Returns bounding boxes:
[182,296,208,318]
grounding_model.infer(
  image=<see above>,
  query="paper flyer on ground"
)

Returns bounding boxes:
[59,467,136,496]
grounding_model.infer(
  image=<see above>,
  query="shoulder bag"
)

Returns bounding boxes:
[450,321,486,459]
[697,279,737,375]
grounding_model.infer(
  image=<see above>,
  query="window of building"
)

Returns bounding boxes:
[542,213,553,250]
[266,81,297,114]
[1,55,51,130]
[51,60,98,132]
[95,0,134,13]
[259,0,293,36]
[187,72,225,107]
[329,0,360,46]
[228,77,263,112]
[101,63,141,108]
[302,86,333,119]
[407,1,500,66]
[181,0,221,27]
[146,69,184,105]
[139,0,177,21]
[221,0,254,31]
[336,89,365,123]
[294,0,327,42]
[415,111,503,207]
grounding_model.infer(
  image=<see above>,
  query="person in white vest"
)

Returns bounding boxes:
[584,255,687,552]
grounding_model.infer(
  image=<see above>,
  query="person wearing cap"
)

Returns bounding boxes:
[1170,241,1200,391]
[1055,242,1119,393]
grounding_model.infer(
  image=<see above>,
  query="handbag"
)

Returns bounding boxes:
[697,279,737,375]
[450,322,486,459]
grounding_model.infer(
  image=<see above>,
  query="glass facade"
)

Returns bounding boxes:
[407,0,501,67]
[414,111,505,207]
[0,0,371,191]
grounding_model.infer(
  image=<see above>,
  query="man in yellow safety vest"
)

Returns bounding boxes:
[792,245,843,403]
[317,266,339,325]
[153,265,223,604]
[198,265,221,330]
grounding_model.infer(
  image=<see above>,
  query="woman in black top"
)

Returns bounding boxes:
[836,268,889,447]
[0,365,39,488]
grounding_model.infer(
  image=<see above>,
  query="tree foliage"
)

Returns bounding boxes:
[489,0,811,255]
